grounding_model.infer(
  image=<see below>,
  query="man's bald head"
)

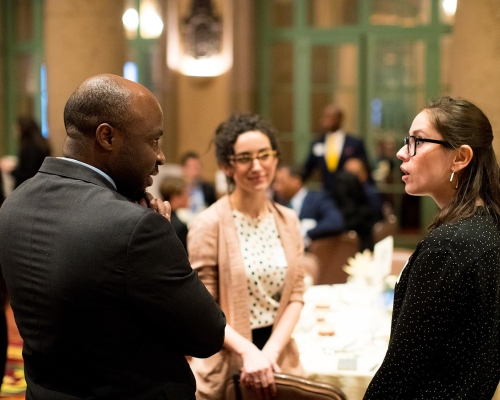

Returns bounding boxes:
[63,74,134,139]
[62,74,165,200]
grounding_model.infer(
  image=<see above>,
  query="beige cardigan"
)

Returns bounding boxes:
[188,196,305,399]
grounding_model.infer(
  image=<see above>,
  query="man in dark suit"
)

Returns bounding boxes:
[160,175,190,251]
[273,164,344,248]
[0,170,4,206]
[180,151,217,215]
[302,103,369,192]
[0,74,226,400]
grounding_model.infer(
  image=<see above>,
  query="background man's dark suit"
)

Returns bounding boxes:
[331,171,380,251]
[0,158,225,399]
[298,190,344,241]
[200,181,217,207]
[302,133,369,191]
[0,171,4,206]
[170,210,188,251]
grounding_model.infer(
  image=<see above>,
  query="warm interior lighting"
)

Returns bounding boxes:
[140,1,164,39]
[442,0,457,17]
[174,54,232,78]
[122,1,163,39]
[122,8,139,37]
[167,0,232,77]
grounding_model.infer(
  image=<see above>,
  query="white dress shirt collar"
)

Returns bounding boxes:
[59,157,117,189]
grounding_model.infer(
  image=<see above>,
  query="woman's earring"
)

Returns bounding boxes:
[450,171,458,189]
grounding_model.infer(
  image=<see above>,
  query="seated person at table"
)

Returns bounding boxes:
[332,169,379,251]
[160,175,189,251]
[343,157,384,222]
[273,164,344,247]
[0,170,4,206]
[180,151,217,215]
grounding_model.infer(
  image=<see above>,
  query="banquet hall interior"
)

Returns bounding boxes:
[1,0,500,399]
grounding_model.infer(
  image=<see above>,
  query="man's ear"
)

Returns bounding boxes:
[95,123,114,151]
[453,144,473,172]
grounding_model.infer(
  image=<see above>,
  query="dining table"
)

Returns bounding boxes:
[294,282,392,400]
[294,282,500,400]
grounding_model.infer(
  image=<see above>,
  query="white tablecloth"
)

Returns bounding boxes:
[295,283,500,400]
[294,283,391,400]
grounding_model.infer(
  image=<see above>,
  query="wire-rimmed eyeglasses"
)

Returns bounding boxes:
[404,135,452,157]
[229,150,277,167]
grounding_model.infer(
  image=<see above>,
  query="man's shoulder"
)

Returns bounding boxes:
[304,189,330,201]
[302,190,332,210]
[200,180,215,190]
[344,133,364,144]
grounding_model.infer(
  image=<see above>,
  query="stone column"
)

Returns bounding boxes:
[450,0,500,155]
[44,0,126,155]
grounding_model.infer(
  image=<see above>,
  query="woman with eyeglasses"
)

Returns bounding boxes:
[364,97,500,399]
[188,114,305,399]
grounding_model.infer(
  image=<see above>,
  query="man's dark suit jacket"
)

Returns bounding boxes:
[200,181,216,207]
[299,190,344,241]
[0,157,226,400]
[171,210,188,251]
[303,133,368,191]
[0,171,4,206]
[332,171,380,251]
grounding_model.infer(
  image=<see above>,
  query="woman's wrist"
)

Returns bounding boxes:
[237,339,259,357]
[262,342,281,362]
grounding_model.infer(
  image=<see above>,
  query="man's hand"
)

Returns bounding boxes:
[136,192,171,221]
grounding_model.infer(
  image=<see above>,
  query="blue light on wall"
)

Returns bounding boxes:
[123,61,139,82]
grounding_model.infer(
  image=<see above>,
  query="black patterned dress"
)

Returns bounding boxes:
[364,207,500,399]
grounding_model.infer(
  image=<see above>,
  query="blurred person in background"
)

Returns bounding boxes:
[343,157,384,223]
[180,151,216,215]
[188,114,305,399]
[273,164,344,248]
[0,169,4,206]
[11,116,51,188]
[160,175,189,251]
[364,97,500,399]
[302,104,369,194]
[331,169,379,251]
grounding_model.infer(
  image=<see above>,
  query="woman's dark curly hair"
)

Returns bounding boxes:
[423,97,500,229]
[215,114,280,192]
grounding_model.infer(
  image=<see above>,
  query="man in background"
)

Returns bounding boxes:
[343,157,384,222]
[273,164,344,248]
[160,175,190,251]
[0,170,4,206]
[0,74,225,400]
[180,151,216,215]
[302,103,369,193]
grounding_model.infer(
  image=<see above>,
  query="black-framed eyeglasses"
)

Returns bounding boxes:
[229,150,277,166]
[404,135,452,157]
